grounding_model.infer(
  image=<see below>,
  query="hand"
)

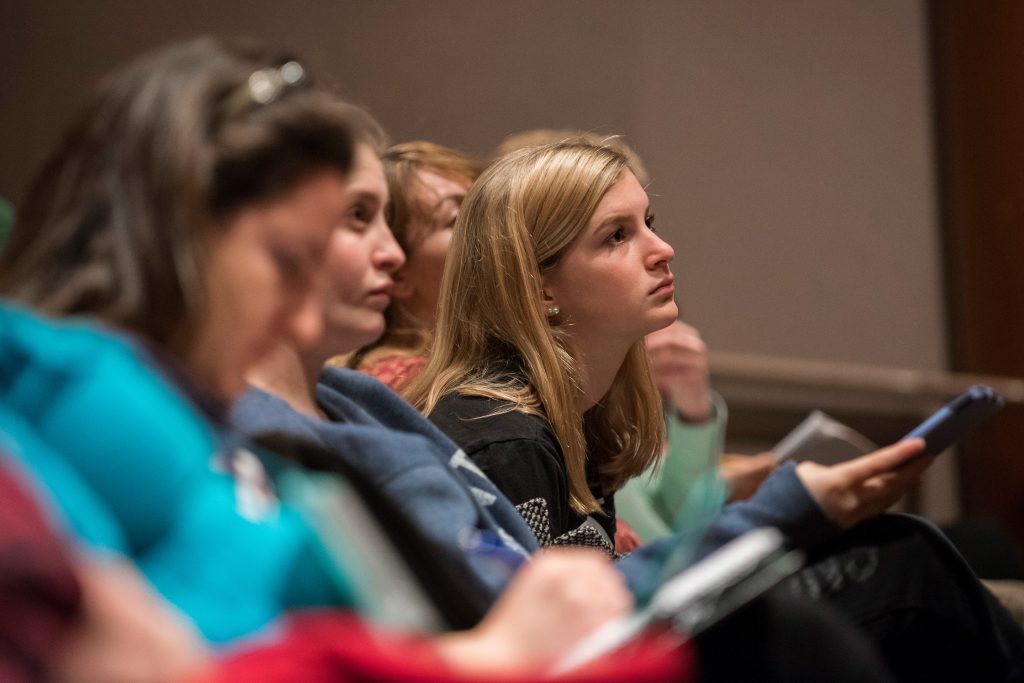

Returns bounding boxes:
[795,438,929,529]
[50,555,209,683]
[719,452,777,501]
[435,549,632,675]
[645,321,712,421]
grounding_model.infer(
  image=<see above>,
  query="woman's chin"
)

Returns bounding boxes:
[321,323,385,356]
[646,304,680,334]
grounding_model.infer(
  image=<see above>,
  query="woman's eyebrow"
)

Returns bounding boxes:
[594,206,650,230]
[349,188,380,204]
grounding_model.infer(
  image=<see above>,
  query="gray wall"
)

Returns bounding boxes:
[0,0,946,370]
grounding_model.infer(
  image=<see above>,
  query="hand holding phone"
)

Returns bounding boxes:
[903,385,1004,456]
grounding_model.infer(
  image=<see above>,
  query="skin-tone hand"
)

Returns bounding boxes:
[645,321,712,422]
[795,438,929,529]
[614,519,643,553]
[719,453,778,502]
[646,322,779,500]
[50,555,210,683]
[435,549,632,675]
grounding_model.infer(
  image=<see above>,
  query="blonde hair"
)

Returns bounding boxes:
[408,141,664,515]
[493,129,650,186]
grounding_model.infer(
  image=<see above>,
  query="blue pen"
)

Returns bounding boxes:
[460,528,528,578]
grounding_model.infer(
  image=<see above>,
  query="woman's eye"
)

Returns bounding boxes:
[348,204,370,227]
[607,227,627,245]
[645,213,657,231]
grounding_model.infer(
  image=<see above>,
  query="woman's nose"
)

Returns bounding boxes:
[647,231,675,269]
[375,223,406,274]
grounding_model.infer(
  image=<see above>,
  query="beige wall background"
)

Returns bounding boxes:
[0,0,946,371]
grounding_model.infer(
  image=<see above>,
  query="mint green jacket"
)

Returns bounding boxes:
[616,394,729,551]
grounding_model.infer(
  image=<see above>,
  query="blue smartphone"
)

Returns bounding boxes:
[903,385,1004,456]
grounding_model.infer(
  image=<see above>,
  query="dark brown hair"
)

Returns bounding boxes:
[0,36,357,352]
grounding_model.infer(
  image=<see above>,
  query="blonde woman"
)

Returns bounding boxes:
[494,130,774,554]
[342,141,483,390]
[411,140,921,553]
[410,141,1024,677]
[411,142,671,553]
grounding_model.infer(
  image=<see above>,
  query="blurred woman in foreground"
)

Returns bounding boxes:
[0,38,675,682]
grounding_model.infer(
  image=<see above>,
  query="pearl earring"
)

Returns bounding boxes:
[546,305,560,317]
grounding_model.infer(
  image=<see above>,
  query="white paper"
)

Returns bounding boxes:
[773,410,877,465]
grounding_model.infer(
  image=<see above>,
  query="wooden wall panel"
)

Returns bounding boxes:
[931,0,1024,544]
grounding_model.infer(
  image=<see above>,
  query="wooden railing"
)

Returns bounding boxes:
[710,350,1024,415]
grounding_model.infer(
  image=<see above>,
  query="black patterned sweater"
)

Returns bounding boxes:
[429,393,617,557]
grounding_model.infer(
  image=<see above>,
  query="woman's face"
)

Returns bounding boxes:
[318,145,405,355]
[542,170,677,348]
[393,168,470,329]
[188,169,348,401]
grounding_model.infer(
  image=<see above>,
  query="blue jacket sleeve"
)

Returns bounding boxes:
[615,462,839,603]
[693,461,838,558]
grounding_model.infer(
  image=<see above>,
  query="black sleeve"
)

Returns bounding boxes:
[469,438,572,544]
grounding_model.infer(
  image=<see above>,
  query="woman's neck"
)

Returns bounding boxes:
[570,335,632,413]
[245,344,325,419]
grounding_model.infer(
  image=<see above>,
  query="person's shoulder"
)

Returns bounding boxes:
[432,393,541,430]
[319,365,385,394]
[233,386,302,431]
[317,366,383,420]
[430,393,552,453]
[317,365,431,430]
[319,364,416,406]
[0,303,217,456]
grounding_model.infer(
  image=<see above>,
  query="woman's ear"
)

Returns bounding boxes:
[393,269,414,300]
[541,289,560,319]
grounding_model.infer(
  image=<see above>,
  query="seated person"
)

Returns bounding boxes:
[342,141,483,391]
[0,37,679,680]
[230,121,895,683]
[408,140,1024,680]
[495,130,775,552]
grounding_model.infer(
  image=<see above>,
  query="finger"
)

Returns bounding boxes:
[648,326,704,352]
[666,334,706,355]
[737,456,777,475]
[890,453,932,485]
[650,357,708,377]
[838,438,926,482]
[859,456,930,500]
[673,320,701,338]
[645,323,680,346]
[648,343,703,361]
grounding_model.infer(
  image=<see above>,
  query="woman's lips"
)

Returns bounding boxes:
[650,276,675,297]
[366,284,393,308]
